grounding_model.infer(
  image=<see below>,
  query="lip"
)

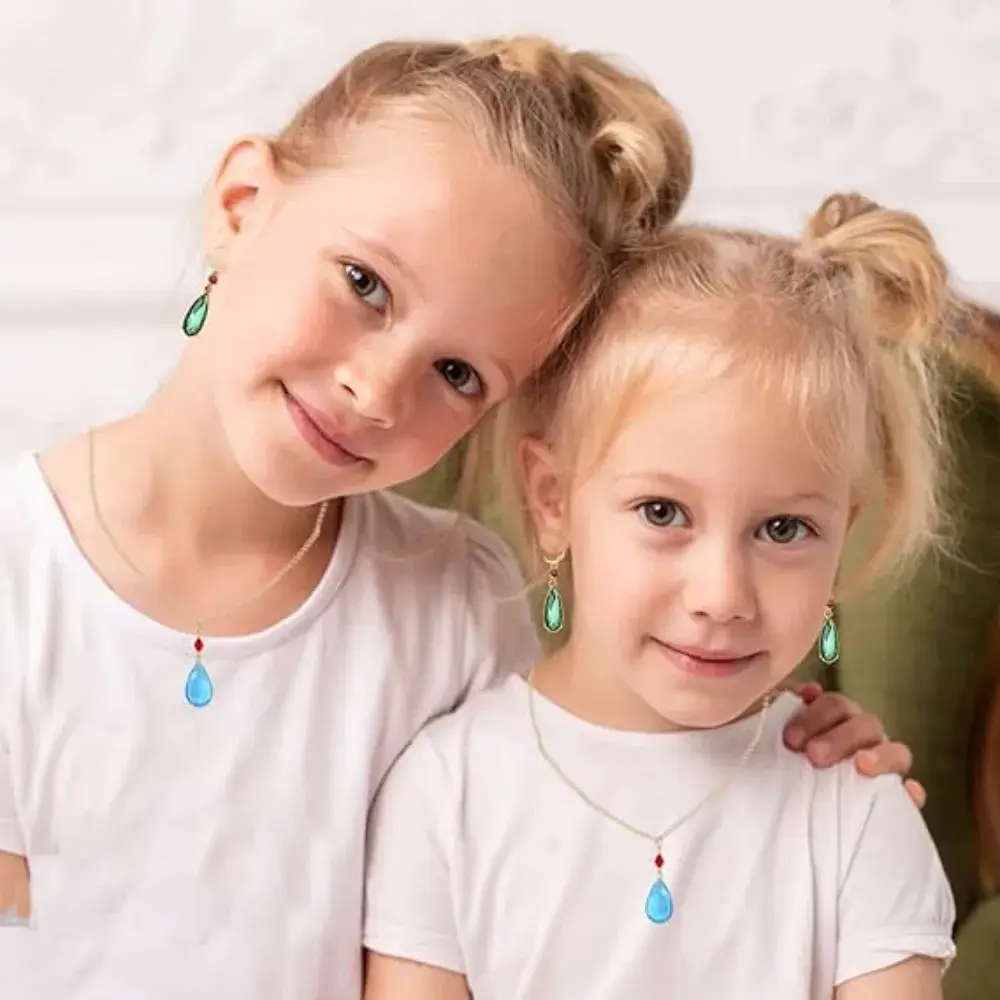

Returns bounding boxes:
[282,385,371,469]
[653,639,760,679]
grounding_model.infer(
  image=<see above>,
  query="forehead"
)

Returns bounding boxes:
[597,374,857,497]
[289,115,579,364]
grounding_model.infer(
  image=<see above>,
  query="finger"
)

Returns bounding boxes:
[782,691,856,750]
[803,713,890,767]
[782,680,824,705]
[854,740,914,779]
[904,779,927,809]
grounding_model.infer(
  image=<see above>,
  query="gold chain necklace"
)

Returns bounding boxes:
[87,428,331,708]
[526,669,772,924]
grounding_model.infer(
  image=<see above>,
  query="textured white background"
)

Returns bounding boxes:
[0,0,997,459]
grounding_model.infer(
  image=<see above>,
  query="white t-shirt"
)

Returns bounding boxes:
[0,453,540,1000]
[364,676,956,999]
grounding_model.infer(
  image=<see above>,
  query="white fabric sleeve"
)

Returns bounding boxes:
[363,731,463,973]
[0,734,22,856]
[461,524,541,695]
[0,656,23,856]
[834,772,956,987]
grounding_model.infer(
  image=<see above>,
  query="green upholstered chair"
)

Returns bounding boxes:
[799,362,1000,999]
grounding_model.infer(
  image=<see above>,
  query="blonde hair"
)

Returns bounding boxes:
[271,37,692,326]
[498,192,953,585]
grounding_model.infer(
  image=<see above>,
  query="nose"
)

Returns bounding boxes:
[333,341,415,429]
[682,538,757,623]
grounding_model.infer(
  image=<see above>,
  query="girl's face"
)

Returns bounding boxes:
[199,116,577,506]
[527,374,856,731]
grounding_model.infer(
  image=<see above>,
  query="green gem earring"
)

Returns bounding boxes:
[182,272,218,337]
[541,551,567,634]
[818,601,840,665]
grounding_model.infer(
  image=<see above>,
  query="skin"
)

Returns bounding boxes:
[10,112,921,940]
[364,372,941,998]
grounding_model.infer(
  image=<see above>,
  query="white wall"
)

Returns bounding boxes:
[1,0,997,460]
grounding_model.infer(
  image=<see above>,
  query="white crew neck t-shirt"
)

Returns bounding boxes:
[0,453,540,1000]
[364,676,956,999]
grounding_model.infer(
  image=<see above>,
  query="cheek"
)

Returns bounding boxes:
[762,559,837,657]
[213,267,341,388]
[383,400,475,481]
[569,513,661,633]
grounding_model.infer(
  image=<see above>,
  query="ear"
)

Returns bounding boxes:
[518,436,570,557]
[846,501,862,532]
[203,136,280,264]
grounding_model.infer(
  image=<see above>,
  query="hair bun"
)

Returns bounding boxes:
[473,38,692,246]
[806,193,882,240]
[803,191,950,346]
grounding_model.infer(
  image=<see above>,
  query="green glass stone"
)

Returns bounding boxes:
[542,586,565,634]
[182,292,210,337]
[818,616,840,665]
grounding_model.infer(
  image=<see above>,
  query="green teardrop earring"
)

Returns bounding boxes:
[182,271,218,337]
[541,550,567,634]
[818,601,840,665]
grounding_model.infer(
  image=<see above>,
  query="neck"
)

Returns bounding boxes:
[94,354,333,559]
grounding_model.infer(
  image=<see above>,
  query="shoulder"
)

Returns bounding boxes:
[360,489,524,592]
[380,675,529,796]
[0,453,53,577]
[418,674,528,754]
[358,490,539,680]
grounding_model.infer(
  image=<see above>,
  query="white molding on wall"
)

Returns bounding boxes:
[0,184,995,327]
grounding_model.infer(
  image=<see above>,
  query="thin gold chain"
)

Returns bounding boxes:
[527,669,772,849]
[87,427,331,633]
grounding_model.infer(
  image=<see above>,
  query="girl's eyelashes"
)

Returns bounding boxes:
[636,498,690,529]
[339,259,486,400]
[633,500,818,546]
[435,359,486,399]
[342,262,391,313]
[757,516,816,545]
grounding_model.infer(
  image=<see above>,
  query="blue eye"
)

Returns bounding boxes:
[759,516,812,544]
[637,499,689,529]
[436,359,485,398]
[343,263,390,312]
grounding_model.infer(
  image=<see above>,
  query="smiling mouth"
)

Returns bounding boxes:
[653,639,761,678]
[281,383,370,468]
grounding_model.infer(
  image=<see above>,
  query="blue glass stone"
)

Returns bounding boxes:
[185,661,214,708]
[644,877,674,924]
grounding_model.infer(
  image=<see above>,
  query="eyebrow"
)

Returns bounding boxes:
[612,471,841,509]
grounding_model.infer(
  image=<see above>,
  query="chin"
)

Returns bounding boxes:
[638,676,773,731]
[223,422,341,508]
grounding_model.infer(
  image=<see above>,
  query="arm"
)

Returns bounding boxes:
[0,715,27,923]
[0,851,29,922]
[834,770,954,992]
[834,955,942,1000]
[364,952,470,1000]
[363,732,470,992]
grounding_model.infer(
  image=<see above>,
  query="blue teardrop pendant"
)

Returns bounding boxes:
[184,636,213,708]
[645,849,674,924]
[645,876,674,924]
